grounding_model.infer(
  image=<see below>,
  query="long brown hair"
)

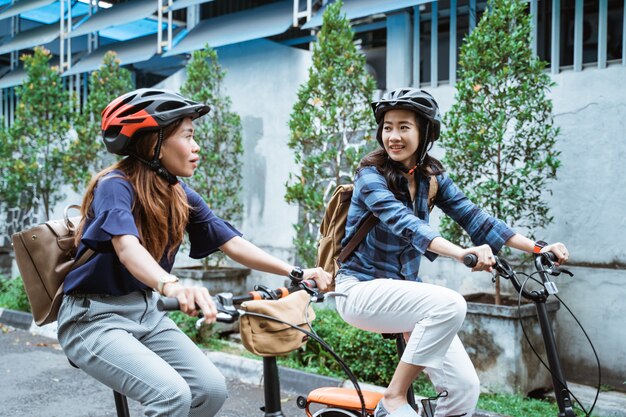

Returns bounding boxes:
[359,114,445,198]
[76,120,189,261]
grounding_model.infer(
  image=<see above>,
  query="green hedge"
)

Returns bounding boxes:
[0,277,31,313]
[276,307,434,395]
[279,307,397,385]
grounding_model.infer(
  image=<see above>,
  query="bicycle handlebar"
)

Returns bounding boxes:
[463,251,572,302]
[463,251,557,268]
[157,279,318,323]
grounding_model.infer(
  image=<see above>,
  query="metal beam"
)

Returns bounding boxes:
[551,0,560,74]
[187,4,200,30]
[59,0,73,74]
[449,0,457,85]
[623,0,626,66]
[431,1,438,88]
[574,0,583,71]
[386,12,412,90]
[413,6,420,87]
[10,14,18,70]
[469,0,476,32]
[598,0,607,69]
[530,0,538,56]
[157,0,173,54]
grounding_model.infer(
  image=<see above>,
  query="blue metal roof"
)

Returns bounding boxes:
[169,0,214,12]
[0,0,56,21]
[302,0,432,29]
[0,15,83,54]
[65,33,160,76]
[70,0,159,39]
[22,1,89,24]
[164,0,293,57]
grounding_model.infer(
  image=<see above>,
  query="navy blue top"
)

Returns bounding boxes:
[64,171,242,295]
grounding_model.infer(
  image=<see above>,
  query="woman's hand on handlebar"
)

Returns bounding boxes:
[460,244,496,272]
[541,242,569,265]
[162,283,218,324]
[302,267,332,292]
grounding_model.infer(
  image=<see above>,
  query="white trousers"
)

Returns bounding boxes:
[335,275,480,417]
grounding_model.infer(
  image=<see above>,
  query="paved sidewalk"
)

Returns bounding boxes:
[1,307,623,417]
[0,325,303,417]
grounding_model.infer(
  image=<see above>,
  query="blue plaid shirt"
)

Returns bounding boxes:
[337,166,515,282]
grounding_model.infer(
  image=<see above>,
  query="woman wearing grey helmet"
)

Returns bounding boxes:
[334,88,569,417]
[56,88,332,417]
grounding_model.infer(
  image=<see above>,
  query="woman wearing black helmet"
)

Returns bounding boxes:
[334,88,569,417]
[56,88,332,417]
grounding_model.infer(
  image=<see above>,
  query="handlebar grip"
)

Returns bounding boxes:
[463,254,478,268]
[301,279,317,289]
[542,251,558,262]
[157,297,180,311]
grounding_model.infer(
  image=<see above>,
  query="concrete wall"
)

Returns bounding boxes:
[24,41,624,388]
[419,64,626,388]
[156,39,313,288]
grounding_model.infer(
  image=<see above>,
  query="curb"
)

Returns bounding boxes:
[0,307,32,330]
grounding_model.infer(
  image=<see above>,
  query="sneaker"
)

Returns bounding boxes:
[374,400,390,417]
[374,400,419,417]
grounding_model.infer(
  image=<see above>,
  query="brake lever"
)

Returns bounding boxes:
[552,266,574,277]
[194,293,240,329]
[539,253,574,277]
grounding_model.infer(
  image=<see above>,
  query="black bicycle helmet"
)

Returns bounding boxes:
[371,88,442,166]
[372,88,441,142]
[101,88,210,155]
[101,88,210,185]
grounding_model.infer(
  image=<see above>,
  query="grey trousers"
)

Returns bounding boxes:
[57,290,228,417]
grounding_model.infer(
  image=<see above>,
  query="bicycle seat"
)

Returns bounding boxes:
[307,387,383,412]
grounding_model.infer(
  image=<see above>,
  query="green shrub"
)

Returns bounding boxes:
[0,277,31,312]
[281,308,397,385]
[278,307,436,396]
[167,311,229,351]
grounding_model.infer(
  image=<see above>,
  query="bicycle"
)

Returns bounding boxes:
[156,277,449,417]
[89,251,600,417]
[463,251,600,417]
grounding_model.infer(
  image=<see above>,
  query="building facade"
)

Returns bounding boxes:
[0,0,624,389]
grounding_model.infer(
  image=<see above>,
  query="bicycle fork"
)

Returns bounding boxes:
[535,300,577,417]
[262,356,286,417]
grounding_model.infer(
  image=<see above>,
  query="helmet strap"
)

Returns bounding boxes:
[416,123,431,166]
[129,129,178,185]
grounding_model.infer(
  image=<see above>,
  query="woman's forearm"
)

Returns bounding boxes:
[427,236,465,261]
[111,234,171,290]
[219,236,293,276]
[504,233,535,253]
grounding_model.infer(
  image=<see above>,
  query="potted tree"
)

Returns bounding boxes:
[0,47,75,225]
[440,0,562,394]
[173,45,250,293]
[285,0,376,266]
[65,51,134,193]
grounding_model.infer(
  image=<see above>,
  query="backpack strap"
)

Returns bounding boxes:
[337,174,438,266]
[71,249,95,271]
[337,213,378,264]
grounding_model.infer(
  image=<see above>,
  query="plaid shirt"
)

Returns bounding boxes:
[337,166,515,282]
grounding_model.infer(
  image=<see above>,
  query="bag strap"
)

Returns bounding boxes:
[337,174,438,265]
[337,213,378,264]
[71,249,95,271]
